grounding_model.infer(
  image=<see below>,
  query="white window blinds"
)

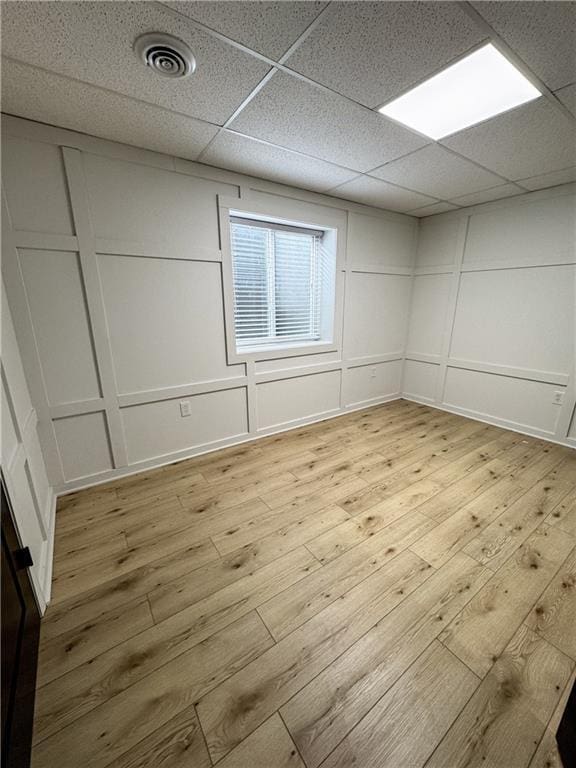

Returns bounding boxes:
[230,218,327,349]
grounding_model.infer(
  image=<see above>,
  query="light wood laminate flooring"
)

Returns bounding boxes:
[32,400,576,768]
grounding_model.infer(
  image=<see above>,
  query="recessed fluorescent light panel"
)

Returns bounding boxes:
[378,44,541,140]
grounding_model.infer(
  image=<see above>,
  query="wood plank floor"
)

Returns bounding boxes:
[32,400,576,768]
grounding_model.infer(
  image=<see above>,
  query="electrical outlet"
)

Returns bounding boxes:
[370,368,377,379]
[180,400,191,417]
[552,391,564,406]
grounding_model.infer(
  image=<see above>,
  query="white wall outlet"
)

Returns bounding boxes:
[179,400,191,417]
[552,391,565,406]
[370,367,377,379]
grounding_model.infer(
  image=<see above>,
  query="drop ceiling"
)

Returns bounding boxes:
[1,1,575,216]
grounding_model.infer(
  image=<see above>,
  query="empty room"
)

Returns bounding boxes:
[1,1,576,767]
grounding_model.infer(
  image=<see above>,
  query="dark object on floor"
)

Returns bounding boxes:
[1,479,41,768]
[558,679,576,768]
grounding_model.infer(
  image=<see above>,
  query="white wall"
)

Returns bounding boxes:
[403,185,576,447]
[1,116,418,493]
[3,115,574,506]
[1,284,55,611]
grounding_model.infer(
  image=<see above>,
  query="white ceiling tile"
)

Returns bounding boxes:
[201,130,358,191]
[555,83,576,118]
[443,99,576,180]
[516,167,576,192]
[371,145,505,200]
[1,60,218,161]
[285,1,486,108]
[165,1,326,59]
[0,0,270,124]
[328,176,437,213]
[2,1,573,200]
[229,71,429,172]
[448,184,525,207]
[471,1,576,90]
[408,202,460,217]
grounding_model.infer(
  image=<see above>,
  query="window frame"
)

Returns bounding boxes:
[219,195,345,364]
[230,216,325,349]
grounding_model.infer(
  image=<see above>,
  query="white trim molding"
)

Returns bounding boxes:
[402,184,576,449]
[3,117,421,493]
[217,193,347,365]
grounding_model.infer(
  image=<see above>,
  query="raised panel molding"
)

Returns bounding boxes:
[3,119,423,493]
[2,195,64,485]
[405,353,443,365]
[1,285,55,612]
[443,367,562,437]
[254,363,342,385]
[62,147,129,467]
[94,238,222,263]
[98,254,243,393]
[347,210,416,268]
[346,352,404,368]
[2,134,74,235]
[402,360,439,404]
[406,273,453,359]
[461,256,576,272]
[18,248,102,405]
[343,360,403,408]
[344,271,412,359]
[450,267,574,375]
[83,152,238,250]
[349,264,413,275]
[49,399,107,418]
[256,370,342,430]
[4,119,574,505]
[463,193,576,267]
[447,360,569,387]
[118,376,250,407]
[121,388,249,464]
[53,412,114,481]
[13,232,79,252]
[403,188,576,448]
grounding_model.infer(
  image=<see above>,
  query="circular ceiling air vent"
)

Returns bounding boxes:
[134,33,196,78]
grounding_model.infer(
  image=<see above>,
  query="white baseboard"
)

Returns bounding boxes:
[55,393,403,496]
[402,395,576,450]
[40,492,57,612]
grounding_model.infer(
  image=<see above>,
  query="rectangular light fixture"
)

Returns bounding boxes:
[378,43,541,140]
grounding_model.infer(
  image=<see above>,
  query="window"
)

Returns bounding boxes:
[230,216,336,352]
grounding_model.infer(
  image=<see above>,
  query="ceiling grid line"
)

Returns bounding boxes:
[0,54,222,129]
[195,68,278,163]
[160,0,574,206]
[0,52,541,200]
[155,0,453,145]
[2,1,575,215]
[457,0,576,127]
[155,1,281,67]
[223,127,451,204]
[195,1,335,164]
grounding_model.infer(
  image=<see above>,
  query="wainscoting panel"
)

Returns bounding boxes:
[403,185,576,447]
[2,116,419,491]
[18,249,101,405]
[121,387,249,463]
[343,360,403,408]
[53,412,114,481]
[256,370,341,430]
[98,255,243,394]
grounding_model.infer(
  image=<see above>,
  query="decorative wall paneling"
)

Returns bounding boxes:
[3,115,573,504]
[1,285,55,611]
[2,116,418,493]
[403,184,576,447]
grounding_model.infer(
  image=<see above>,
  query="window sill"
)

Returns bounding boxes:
[227,339,338,364]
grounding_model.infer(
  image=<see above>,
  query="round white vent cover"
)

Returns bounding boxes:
[134,33,196,78]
